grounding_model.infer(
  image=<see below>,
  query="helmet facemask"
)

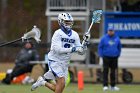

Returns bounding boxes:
[58,13,74,32]
[61,20,73,30]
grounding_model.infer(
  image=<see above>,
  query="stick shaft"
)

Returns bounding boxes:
[82,21,94,46]
[0,38,21,47]
[87,21,94,34]
[82,10,102,46]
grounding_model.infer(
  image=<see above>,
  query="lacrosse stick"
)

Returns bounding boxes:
[82,10,103,46]
[0,25,41,47]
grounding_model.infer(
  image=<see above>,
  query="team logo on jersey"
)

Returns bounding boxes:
[109,40,115,46]
[61,38,75,43]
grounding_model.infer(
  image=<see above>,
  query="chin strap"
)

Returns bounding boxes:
[60,25,72,36]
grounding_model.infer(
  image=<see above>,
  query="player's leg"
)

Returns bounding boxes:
[31,59,57,91]
[45,80,56,91]
[11,65,32,79]
[31,61,62,92]
[110,58,119,91]
[2,65,27,84]
[31,61,67,93]
[51,61,68,93]
[103,57,109,91]
[2,73,12,84]
[31,71,56,91]
[43,71,56,91]
[54,64,68,93]
[110,62,116,87]
[55,77,65,93]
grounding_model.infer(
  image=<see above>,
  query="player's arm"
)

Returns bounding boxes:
[51,32,73,54]
[117,37,122,57]
[98,37,104,57]
[74,33,86,55]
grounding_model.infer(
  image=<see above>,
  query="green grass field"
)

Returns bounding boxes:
[0,83,140,93]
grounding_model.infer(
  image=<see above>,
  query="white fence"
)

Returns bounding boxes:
[47,0,88,10]
[99,48,140,68]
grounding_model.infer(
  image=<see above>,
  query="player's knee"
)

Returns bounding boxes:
[57,77,65,85]
[59,77,65,82]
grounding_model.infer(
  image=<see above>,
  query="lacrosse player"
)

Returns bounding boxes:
[31,13,90,93]
[2,41,39,84]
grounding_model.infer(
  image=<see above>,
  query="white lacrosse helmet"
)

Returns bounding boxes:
[58,13,74,30]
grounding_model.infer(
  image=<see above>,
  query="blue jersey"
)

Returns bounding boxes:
[98,34,122,57]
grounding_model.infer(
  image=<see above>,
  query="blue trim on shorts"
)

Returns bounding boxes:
[48,59,64,78]
[48,59,58,77]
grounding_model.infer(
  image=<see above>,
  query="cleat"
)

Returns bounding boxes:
[110,86,120,91]
[103,86,109,91]
[31,76,45,91]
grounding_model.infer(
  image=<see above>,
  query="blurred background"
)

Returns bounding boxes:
[0,0,140,85]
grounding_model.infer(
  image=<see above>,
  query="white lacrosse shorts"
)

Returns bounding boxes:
[44,60,69,84]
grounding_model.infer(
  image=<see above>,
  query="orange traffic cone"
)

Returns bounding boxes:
[78,71,84,90]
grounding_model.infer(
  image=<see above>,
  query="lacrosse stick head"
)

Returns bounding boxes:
[23,25,41,43]
[92,10,103,23]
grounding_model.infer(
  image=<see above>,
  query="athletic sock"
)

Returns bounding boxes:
[42,81,47,86]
